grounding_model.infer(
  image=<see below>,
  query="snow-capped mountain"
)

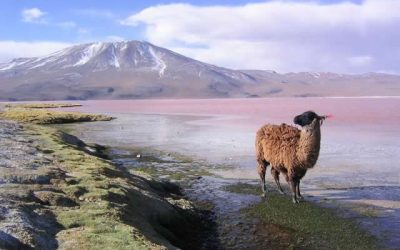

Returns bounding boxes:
[0,41,260,100]
[0,41,256,78]
[0,40,399,101]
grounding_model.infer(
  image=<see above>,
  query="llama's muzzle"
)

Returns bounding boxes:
[319,114,333,125]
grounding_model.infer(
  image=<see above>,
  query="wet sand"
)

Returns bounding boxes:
[58,97,400,248]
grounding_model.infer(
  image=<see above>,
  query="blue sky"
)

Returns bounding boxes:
[0,0,362,42]
[0,0,398,74]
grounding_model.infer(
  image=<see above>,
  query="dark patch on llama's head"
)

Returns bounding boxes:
[294,111,323,126]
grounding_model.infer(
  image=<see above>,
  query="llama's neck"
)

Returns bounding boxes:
[297,119,321,168]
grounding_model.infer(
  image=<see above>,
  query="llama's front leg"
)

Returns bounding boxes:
[271,168,284,194]
[296,180,304,200]
[289,180,299,203]
[288,169,299,203]
[257,160,268,197]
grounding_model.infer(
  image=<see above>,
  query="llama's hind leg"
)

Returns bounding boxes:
[257,160,269,197]
[296,180,304,200]
[271,168,284,194]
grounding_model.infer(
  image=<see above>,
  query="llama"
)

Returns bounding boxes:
[255,111,328,203]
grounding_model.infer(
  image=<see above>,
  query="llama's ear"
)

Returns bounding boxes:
[294,115,303,126]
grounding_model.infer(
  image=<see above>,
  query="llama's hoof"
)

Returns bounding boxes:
[278,190,285,195]
[261,193,266,198]
[292,198,299,204]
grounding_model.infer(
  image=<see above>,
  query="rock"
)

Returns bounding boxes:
[0,120,62,249]
[0,230,29,249]
[166,198,194,210]
[33,191,77,207]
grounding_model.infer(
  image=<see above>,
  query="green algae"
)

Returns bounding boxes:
[224,183,381,250]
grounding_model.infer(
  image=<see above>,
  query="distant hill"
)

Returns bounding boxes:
[0,40,399,101]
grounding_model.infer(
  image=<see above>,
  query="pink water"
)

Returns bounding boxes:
[61,97,400,182]
[61,96,400,126]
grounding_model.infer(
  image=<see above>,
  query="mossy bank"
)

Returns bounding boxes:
[224,183,381,250]
[0,105,210,249]
[0,107,112,124]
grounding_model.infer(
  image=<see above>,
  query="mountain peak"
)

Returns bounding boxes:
[0,40,168,73]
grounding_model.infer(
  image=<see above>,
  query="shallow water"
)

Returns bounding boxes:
[59,97,400,248]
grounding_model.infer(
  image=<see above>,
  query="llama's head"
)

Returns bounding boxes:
[293,111,327,127]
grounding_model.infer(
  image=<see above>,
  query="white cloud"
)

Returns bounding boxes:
[122,0,400,73]
[21,8,76,30]
[22,8,46,23]
[0,41,72,62]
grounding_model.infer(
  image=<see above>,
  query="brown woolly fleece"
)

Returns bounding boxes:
[255,118,322,202]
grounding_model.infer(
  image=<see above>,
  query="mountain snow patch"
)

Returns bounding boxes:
[0,61,18,71]
[74,42,105,66]
[148,46,167,77]
[110,45,120,68]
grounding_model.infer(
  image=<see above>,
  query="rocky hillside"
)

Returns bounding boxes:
[0,41,399,100]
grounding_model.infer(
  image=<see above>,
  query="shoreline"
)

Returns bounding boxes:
[0,107,213,249]
[0,105,387,249]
